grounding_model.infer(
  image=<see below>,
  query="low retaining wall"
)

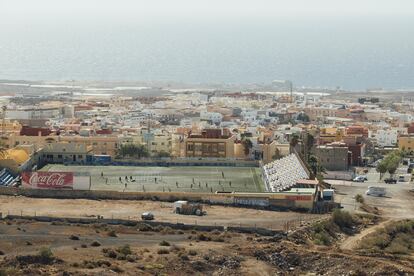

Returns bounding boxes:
[3,215,284,237]
[0,186,316,212]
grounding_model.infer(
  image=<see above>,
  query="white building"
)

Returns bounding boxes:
[7,107,61,120]
[240,110,257,123]
[200,111,223,124]
[191,93,209,105]
[375,129,398,147]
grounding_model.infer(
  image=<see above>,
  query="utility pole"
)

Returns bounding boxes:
[289,81,293,104]
[2,105,6,138]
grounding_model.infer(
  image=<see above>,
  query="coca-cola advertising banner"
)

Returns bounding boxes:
[22,172,74,189]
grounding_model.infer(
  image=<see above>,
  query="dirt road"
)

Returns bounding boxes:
[340,219,391,250]
[0,195,323,230]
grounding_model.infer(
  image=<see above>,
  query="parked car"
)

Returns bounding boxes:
[353,176,366,182]
[384,178,397,184]
[141,212,154,220]
[369,159,382,168]
[366,186,386,197]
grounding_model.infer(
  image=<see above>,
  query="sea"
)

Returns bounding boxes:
[0,16,413,90]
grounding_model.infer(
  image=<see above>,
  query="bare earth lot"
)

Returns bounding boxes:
[0,196,321,230]
[0,218,412,276]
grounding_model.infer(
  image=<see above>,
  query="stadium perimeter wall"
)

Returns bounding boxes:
[0,187,315,211]
[48,158,260,167]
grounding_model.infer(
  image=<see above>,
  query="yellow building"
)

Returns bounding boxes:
[261,141,290,164]
[42,142,93,164]
[60,135,119,157]
[0,147,32,174]
[121,130,173,156]
[148,133,172,155]
[398,135,414,152]
[304,107,349,121]
[0,120,22,134]
[319,127,344,145]
[1,132,58,150]
[171,133,185,157]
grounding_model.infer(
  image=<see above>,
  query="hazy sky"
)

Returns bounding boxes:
[2,0,414,22]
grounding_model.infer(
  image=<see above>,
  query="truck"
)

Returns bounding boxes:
[365,186,386,197]
[173,201,204,216]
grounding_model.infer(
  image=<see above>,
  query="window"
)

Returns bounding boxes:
[78,155,83,159]
[57,155,63,159]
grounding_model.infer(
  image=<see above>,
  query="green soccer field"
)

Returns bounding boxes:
[40,165,265,193]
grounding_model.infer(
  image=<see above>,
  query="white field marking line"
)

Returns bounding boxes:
[250,167,258,189]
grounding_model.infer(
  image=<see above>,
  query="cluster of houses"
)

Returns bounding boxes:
[0,90,413,177]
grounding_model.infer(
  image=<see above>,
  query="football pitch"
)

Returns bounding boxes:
[40,165,265,193]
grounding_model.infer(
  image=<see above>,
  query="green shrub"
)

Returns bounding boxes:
[313,232,331,246]
[355,194,364,204]
[38,247,54,262]
[157,248,169,254]
[118,244,132,255]
[90,241,101,247]
[385,241,409,254]
[332,209,354,229]
[159,240,170,246]
[196,233,211,241]
[188,249,197,256]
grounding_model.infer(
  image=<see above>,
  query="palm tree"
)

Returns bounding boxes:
[376,161,387,179]
[242,138,253,156]
[307,154,326,180]
[0,139,8,159]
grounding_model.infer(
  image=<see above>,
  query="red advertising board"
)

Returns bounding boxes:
[22,172,73,189]
[285,195,312,201]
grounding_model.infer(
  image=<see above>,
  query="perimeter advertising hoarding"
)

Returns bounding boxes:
[22,172,74,189]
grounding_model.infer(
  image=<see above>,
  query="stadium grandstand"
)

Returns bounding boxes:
[0,168,19,187]
[262,153,310,192]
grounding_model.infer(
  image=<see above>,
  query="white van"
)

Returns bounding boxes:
[398,174,411,183]
[365,186,386,197]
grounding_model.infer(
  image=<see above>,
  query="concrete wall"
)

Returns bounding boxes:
[315,146,349,171]
[0,187,315,211]
[101,159,260,167]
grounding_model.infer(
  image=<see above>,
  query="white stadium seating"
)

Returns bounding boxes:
[262,154,309,192]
